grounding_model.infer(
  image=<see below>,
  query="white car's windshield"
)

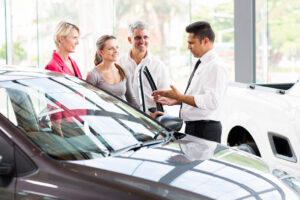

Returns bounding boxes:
[0,76,168,160]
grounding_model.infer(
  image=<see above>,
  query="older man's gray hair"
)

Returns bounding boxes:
[128,20,149,38]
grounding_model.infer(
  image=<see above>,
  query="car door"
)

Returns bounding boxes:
[0,88,17,199]
[0,128,16,200]
[138,65,164,113]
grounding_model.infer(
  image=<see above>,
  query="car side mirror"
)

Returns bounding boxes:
[156,115,183,131]
[0,155,12,175]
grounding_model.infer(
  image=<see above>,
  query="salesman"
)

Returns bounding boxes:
[152,21,228,143]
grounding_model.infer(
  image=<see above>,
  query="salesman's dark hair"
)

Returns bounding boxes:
[185,21,215,42]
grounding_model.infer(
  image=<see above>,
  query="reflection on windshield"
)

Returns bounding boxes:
[0,76,167,160]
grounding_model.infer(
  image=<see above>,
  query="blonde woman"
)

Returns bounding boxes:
[45,21,82,78]
[86,35,139,108]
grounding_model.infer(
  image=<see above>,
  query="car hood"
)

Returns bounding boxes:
[68,135,300,199]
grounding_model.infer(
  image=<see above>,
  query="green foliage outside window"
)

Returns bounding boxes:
[0,42,27,62]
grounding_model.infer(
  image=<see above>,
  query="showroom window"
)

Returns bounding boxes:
[115,0,190,91]
[0,0,6,65]
[1,0,114,78]
[37,0,114,78]
[256,0,300,83]
[5,0,38,67]
[191,0,234,82]
[115,0,234,90]
[1,0,235,83]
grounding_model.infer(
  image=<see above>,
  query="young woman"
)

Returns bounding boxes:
[86,35,139,108]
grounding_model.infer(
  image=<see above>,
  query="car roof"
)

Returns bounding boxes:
[0,65,66,81]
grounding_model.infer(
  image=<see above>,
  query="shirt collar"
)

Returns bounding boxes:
[199,48,217,64]
[127,50,151,64]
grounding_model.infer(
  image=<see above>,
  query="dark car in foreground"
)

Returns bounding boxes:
[0,66,300,200]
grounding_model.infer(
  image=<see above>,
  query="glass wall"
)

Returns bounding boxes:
[1,0,235,83]
[7,0,37,67]
[191,0,234,81]
[1,0,113,77]
[36,0,114,78]
[0,0,6,65]
[4,0,299,84]
[115,0,234,90]
[0,0,234,85]
[115,0,190,91]
[256,0,300,83]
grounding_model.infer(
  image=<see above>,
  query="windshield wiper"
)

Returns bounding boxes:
[109,136,171,157]
[109,142,143,156]
[108,129,184,157]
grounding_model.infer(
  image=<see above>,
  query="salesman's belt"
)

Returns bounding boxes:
[185,120,219,125]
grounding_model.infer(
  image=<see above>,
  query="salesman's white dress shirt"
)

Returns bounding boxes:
[180,49,228,121]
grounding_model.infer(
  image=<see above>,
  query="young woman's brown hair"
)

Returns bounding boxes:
[94,35,125,80]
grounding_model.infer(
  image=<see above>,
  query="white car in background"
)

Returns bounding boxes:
[221,79,300,177]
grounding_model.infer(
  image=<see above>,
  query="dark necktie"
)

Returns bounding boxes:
[184,59,201,94]
[179,59,201,118]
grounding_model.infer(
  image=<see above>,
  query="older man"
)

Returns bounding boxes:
[118,20,169,112]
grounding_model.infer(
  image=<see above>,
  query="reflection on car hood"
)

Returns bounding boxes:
[70,135,299,199]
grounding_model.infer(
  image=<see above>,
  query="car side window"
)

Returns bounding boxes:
[0,130,14,166]
[24,87,48,122]
[0,88,17,126]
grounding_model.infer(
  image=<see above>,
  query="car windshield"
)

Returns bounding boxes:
[0,75,169,161]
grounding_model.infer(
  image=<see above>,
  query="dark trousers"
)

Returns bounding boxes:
[185,120,222,143]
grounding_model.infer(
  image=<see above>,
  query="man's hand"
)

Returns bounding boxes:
[152,85,182,105]
[153,96,179,106]
[149,111,165,119]
[153,85,181,99]
[152,85,197,107]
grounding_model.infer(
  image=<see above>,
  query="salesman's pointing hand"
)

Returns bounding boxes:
[152,85,196,107]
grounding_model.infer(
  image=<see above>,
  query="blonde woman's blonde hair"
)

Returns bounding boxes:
[54,21,80,48]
